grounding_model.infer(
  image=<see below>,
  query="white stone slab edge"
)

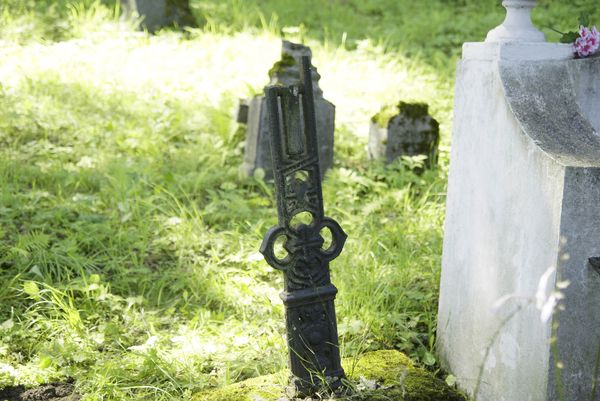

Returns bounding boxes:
[463,42,574,61]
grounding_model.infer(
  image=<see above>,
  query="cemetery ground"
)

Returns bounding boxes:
[0,1,597,400]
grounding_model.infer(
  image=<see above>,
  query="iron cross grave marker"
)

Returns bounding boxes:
[260,56,347,397]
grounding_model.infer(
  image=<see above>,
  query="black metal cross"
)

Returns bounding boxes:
[260,56,347,396]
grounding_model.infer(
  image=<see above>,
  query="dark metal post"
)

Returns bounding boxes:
[260,56,347,396]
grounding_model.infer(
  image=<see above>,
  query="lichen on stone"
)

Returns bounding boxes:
[192,350,465,401]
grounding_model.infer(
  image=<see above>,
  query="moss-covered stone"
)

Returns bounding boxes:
[397,102,429,120]
[268,53,298,79]
[371,104,398,128]
[371,102,430,128]
[192,350,465,401]
[192,372,285,401]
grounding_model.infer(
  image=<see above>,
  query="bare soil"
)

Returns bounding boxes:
[0,382,80,401]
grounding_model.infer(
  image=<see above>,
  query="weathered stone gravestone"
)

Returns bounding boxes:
[260,56,346,397]
[368,101,439,168]
[438,1,600,401]
[241,41,335,180]
[236,99,249,125]
[120,0,196,32]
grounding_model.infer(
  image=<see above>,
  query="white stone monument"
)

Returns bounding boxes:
[437,1,600,400]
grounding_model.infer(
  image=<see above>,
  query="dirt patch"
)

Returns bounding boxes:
[0,382,80,401]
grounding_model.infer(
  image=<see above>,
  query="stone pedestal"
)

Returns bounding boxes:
[437,23,600,401]
[120,0,196,32]
[368,102,439,168]
[486,0,545,43]
[241,41,335,180]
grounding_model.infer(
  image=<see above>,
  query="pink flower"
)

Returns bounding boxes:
[574,25,600,58]
[591,26,600,46]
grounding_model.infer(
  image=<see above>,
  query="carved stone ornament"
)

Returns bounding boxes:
[260,56,347,397]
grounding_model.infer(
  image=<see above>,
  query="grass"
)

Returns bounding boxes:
[0,0,596,400]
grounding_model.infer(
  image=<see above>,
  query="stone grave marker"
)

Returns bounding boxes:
[236,99,249,124]
[260,56,346,397]
[437,1,600,401]
[120,0,196,32]
[241,41,335,180]
[368,101,439,169]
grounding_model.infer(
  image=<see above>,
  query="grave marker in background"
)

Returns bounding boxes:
[242,41,335,181]
[120,0,196,32]
[368,101,439,169]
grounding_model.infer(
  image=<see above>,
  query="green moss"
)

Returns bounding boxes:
[192,373,284,401]
[371,102,430,128]
[344,350,414,384]
[397,102,429,120]
[192,350,465,401]
[371,104,398,128]
[346,350,464,401]
[268,53,297,79]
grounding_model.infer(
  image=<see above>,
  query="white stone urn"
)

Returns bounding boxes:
[486,0,545,43]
